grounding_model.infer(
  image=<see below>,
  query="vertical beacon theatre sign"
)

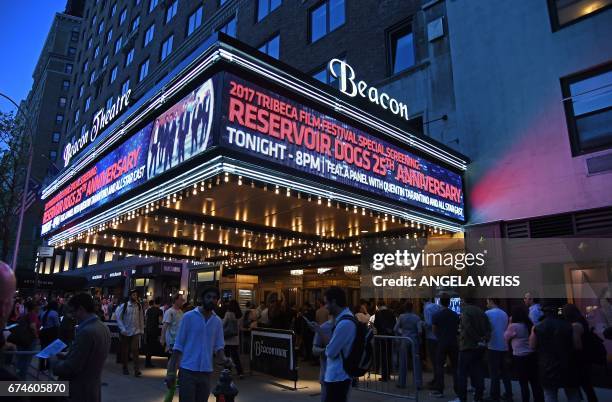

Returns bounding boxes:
[42,64,464,237]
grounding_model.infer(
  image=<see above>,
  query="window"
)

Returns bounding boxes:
[119,8,127,25]
[90,70,96,84]
[114,36,123,54]
[166,1,178,23]
[310,0,344,43]
[144,24,155,46]
[52,132,61,143]
[92,14,97,27]
[98,20,105,34]
[74,109,80,124]
[187,7,203,36]
[58,97,67,107]
[102,54,109,67]
[125,48,134,66]
[106,29,113,44]
[220,0,228,5]
[312,57,343,87]
[106,96,113,110]
[49,151,58,161]
[78,84,84,97]
[562,63,612,154]
[87,37,93,49]
[547,0,612,30]
[258,34,280,59]
[111,3,117,17]
[94,45,100,58]
[65,63,73,74]
[70,30,79,41]
[122,79,130,95]
[55,114,64,124]
[257,0,281,22]
[218,17,237,38]
[62,80,70,91]
[132,16,140,31]
[83,60,89,72]
[161,35,174,61]
[68,47,77,55]
[389,25,415,75]
[110,65,118,83]
[149,0,158,13]
[80,124,87,137]
[85,96,91,111]
[139,59,150,81]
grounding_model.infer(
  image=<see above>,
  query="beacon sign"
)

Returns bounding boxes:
[328,59,409,121]
[62,90,132,167]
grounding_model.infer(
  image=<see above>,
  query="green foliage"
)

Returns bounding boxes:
[0,111,30,260]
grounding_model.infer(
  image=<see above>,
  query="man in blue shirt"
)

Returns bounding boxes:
[485,298,512,402]
[423,297,442,388]
[165,287,232,402]
[320,286,356,402]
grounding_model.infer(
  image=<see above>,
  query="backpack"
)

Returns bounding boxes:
[337,315,374,377]
[583,327,606,366]
[224,315,239,339]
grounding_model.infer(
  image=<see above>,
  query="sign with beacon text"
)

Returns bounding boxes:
[250,329,297,382]
[219,73,464,221]
[41,78,215,235]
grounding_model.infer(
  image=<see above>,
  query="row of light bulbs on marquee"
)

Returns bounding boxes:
[53,173,450,267]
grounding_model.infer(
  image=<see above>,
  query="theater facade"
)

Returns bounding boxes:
[40,34,468,306]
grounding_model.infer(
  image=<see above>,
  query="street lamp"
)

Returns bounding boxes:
[0,92,34,272]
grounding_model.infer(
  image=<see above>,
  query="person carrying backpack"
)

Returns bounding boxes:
[115,290,144,376]
[308,286,371,402]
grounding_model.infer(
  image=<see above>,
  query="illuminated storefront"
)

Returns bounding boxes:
[41,34,468,304]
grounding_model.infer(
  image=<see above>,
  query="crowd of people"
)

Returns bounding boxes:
[1,260,611,402]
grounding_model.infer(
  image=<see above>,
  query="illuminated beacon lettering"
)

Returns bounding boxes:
[63,89,132,167]
[328,59,409,121]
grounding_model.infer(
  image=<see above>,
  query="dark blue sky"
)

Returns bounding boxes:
[0,1,66,112]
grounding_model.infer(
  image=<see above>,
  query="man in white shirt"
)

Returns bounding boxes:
[485,298,512,402]
[161,294,184,375]
[115,289,144,376]
[165,287,231,402]
[319,286,356,402]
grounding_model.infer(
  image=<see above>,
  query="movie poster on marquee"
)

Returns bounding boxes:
[217,73,465,222]
[147,78,214,179]
[42,78,216,235]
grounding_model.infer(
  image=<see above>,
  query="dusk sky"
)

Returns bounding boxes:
[0,1,66,112]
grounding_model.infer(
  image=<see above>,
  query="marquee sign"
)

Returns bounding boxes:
[41,78,215,235]
[219,73,465,221]
[63,90,132,167]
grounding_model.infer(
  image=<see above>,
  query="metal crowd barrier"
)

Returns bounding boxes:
[355,335,420,401]
[1,350,55,381]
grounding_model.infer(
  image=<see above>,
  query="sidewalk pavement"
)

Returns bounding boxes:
[100,355,612,402]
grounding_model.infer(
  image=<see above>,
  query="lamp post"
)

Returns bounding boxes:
[0,92,33,272]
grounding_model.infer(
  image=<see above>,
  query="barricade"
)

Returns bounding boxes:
[355,335,420,401]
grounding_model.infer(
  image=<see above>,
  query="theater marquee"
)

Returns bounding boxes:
[219,73,465,221]
[42,68,464,237]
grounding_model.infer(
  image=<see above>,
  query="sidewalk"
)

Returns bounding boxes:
[100,355,612,402]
